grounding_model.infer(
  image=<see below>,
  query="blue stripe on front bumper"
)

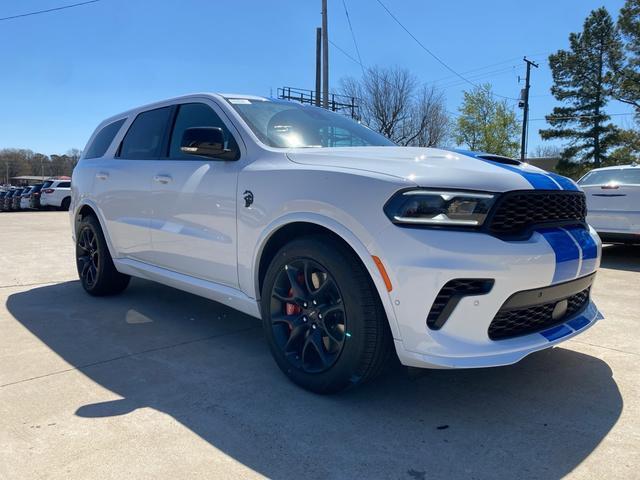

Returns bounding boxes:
[538,227,581,283]
[540,324,574,341]
[565,226,598,276]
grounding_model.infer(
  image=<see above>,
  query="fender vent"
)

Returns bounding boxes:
[427,279,494,330]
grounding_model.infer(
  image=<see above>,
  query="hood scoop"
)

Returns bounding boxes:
[475,154,522,166]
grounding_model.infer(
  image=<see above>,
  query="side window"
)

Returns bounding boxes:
[118,107,173,159]
[169,103,239,160]
[57,182,71,188]
[84,119,125,159]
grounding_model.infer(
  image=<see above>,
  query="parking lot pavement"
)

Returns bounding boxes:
[0,211,638,480]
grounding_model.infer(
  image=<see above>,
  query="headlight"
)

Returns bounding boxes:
[384,190,496,227]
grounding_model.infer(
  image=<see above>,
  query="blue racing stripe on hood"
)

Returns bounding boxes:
[452,149,562,190]
[547,172,580,191]
[538,227,581,283]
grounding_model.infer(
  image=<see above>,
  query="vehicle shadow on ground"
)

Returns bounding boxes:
[600,244,640,272]
[6,280,622,480]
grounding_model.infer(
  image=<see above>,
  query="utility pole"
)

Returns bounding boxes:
[321,0,329,108]
[315,27,322,106]
[519,57,539,161]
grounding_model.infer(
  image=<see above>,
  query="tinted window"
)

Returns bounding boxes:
[42,181,53,188]
[31,184,43,193]
[579,168,640,185]
[169,103,239,160]
[57,182,71,188]
[118,107,172,159]
[85,119,125,159]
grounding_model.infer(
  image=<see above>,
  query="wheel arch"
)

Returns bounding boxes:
[73,200,118,260]
[253,216,400,339]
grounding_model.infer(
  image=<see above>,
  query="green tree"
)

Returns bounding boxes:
[454,84,519,156]
[616,0,640,118]
[609,129,640,163]
[540,7,624,168]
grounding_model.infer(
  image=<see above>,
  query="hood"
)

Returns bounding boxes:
[287,147,577,193]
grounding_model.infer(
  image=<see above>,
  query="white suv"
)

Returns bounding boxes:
[71,93,602,393]
[41,179,72,210]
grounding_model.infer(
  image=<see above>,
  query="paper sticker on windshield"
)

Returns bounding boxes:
[229,99,251,104]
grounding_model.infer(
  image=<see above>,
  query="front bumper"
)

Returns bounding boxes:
[371,223,602,369]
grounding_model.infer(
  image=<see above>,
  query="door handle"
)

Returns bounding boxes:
[96,171,109,180]
[153,174,173,184]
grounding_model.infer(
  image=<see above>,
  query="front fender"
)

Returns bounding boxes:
[245,212,401,340]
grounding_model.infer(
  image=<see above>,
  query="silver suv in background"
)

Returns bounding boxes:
[579,164,640,244]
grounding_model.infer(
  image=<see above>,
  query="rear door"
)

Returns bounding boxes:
[92,108,173,262]
[580,168,640,233]
[148,100,243,288]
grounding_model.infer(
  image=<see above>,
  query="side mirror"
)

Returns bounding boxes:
[180,127,228,158]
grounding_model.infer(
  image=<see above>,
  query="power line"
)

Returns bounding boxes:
[330,39,364,67]
[0,0,100,21]
[374,0,517,101]
[341,0,365,76]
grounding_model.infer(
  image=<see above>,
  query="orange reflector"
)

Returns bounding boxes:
[372,255,393,292]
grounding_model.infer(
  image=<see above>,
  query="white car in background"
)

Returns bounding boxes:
[40,179,72,210]
[579,164,640,244]
[19,186,34,210]
[70,93,602,393]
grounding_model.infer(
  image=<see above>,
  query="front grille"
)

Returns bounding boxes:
[427,279,494,330]
[488,287,590,340]
[488,191,586,237]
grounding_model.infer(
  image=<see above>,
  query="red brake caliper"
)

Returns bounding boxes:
[284,275,305,329]
[286,296,301,318]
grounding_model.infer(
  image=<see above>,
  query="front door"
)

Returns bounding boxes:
[148,100,243,288]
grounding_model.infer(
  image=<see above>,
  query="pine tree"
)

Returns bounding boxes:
[540,7,624,167]
[617,0,640,117]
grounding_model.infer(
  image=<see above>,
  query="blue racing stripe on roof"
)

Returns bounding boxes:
[565,226,598,276]
[452,149,561,190]
[538,227,581,283]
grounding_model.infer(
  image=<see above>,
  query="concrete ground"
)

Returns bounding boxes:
[0,211,638,480]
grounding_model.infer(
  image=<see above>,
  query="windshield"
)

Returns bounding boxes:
[226,98,395,148]
[579,168,640,185]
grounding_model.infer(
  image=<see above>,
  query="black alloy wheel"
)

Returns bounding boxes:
[261,235,392,393]
[75,214,130,296]
[269,259,347,373]
[77,226,100,289]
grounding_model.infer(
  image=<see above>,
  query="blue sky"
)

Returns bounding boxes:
[0,0,635,155]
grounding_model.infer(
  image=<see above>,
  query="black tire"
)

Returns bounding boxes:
[60,197,71,211]
[76,214,130,296]
[261,235,392,394]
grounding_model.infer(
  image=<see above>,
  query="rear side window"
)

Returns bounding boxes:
[118,107,172,159]
[84,119,126,159]
[168,103,239,160]
[57,182,71,188]
[579,169,640,185]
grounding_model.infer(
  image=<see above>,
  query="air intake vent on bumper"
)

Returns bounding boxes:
[427,279,494,330]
